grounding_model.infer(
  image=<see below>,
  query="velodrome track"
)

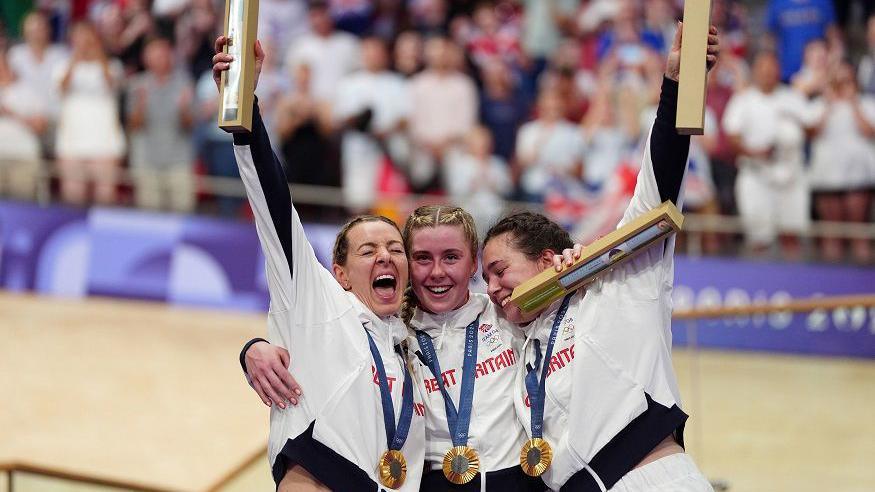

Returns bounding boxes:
[1,292,873,491]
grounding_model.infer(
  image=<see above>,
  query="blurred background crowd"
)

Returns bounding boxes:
[0,0,873,262]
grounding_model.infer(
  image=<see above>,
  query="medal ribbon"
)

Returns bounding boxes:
[414,315,480,447]
[365,327,414,452]
[525,295,573,439]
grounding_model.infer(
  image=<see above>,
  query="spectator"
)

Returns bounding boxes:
[444,125,512,236]
[328,0,374,36]
[372,0,408,41]
[766,0,837,82]
[791,39,830,99]
[54,21,125,206]
[539,60,589,122]
[126,36,196,213]
[515,88,584,202]
[333,37,411,212]
[408,36,477,192]
[194,67,239,217]
[94,0,154,75]
[597,0,666,61]
[408,0,450,35]
[519,0,578,64]
[580,82,638,191]
[643,0,679,52]
[722,51,816,258]
[7,10,67,151]
[0,43,43,200]
[284,0,360,105]
[478,58,527,161]
[705,52,748,215]
[274,63,334,190]
[393,30,423,78]
[858,14,875,95]
[808,62,875,263]
[254,39,292,145]
[175,0,220,81]
[258,0,309,63]
[463,1,523,71]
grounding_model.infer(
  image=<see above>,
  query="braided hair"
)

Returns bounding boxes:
[399,205,479,323]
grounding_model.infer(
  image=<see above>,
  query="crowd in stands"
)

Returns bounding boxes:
[0,0,873,262]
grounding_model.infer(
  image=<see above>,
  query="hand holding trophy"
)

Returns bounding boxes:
[215,0,260,132]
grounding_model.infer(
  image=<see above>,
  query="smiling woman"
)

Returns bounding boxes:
[213,37,425,492]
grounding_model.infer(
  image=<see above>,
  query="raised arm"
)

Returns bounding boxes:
[213,36,326,313]
[620,24,719,224]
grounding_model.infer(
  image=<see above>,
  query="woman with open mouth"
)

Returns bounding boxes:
[213,38,426,492]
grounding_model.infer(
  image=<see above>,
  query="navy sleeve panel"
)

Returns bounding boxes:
[233,100,295,279]
[650,77,691,204]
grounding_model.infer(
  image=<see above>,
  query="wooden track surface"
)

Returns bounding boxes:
[0,292,270,492]
[1,292,873,491]
[672,348,875,492]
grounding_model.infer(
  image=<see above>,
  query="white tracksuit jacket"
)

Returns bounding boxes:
[232,103,425,491]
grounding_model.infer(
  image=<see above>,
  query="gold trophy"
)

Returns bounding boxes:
[218,0,259,132]
[676,0,713,135]
[509,202,684,315]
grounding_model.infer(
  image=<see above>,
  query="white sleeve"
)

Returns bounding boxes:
[721,92,745,137]
[859,97,875,127]
[333,77,360,122]
[232,101,341,320]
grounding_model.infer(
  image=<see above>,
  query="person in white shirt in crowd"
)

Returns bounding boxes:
[444,126,513,237]
[791,39,830,99]
[125,36,196,213]
[579,77,640,192]
[393,30,424,79]
[515,87,584,202]
[807,61,875,263]
[408,36,477,192]
[253,38,292,146]
[722,50,817,258]
[7,10,68,154]
[333,36,411,212]
[258,0,309,64]
[856,13,875,95]
[519,0,578,66]
[53,21,126,206]
[0,41,44,200]
[284,0,360,106]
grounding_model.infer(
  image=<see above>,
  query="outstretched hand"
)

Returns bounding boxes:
[244,341,302,409]
[665,22,720,82]
[212,36,264,93]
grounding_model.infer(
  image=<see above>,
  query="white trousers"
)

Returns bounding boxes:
[609,454,713,492]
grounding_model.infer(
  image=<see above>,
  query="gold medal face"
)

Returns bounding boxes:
[377,450,407,489]
[442,445,481,484]
[519,438,553,477]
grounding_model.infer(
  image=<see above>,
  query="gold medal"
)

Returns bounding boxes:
[519,438,553,477]
[377,449,407,489]
[442,445,480,484]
